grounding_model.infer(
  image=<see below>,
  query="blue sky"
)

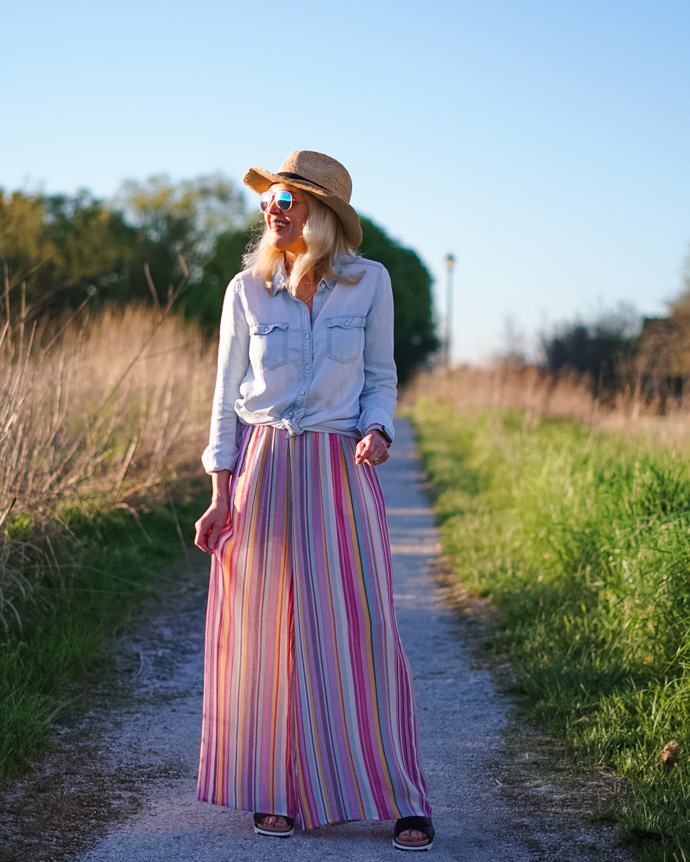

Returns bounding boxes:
[2,0,689,363]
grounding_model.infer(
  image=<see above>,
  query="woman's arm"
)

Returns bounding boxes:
[357,264,397,443]
[196,278,249,553]
[201,279,251,474]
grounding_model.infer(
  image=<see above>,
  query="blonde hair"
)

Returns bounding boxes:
[243,191,364,290]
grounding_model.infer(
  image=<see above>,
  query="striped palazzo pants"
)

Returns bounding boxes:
[197,424,431,828]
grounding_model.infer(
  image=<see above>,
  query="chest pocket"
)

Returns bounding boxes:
[326,316,366,363]
[249,322,288,370]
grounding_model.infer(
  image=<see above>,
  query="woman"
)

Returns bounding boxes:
[194,151,434,851]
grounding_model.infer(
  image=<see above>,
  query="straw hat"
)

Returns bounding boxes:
[243,151,363,248]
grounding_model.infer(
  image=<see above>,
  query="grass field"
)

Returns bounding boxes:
[408,398,690,862]
[0,486,208,778]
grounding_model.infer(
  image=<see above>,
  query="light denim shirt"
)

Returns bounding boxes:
[201,256,397,474]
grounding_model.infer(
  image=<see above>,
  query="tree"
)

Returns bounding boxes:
[636,240,690,401]
[0,189,134,318]
[358,217,438,383]
[181,218,261,329]
[0,190,57,312]
[1,175,248,320]
[669,241,690,314]
[541,303,640,394]
[44,191,134,308]
[117,173,247,301]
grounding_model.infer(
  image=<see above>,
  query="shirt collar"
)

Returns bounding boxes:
[323,255,347,291]
[269,259,289,295]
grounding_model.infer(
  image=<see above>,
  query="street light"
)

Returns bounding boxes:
[445,254,455,367]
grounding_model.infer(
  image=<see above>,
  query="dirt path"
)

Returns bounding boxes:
[1,419,634,862]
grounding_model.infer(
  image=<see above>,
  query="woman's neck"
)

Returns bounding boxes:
[284,254,320,288]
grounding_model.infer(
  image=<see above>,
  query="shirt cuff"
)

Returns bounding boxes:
[201,443,238,475]
[357,410,395,445]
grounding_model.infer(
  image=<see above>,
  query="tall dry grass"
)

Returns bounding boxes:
[0,303,216,626]
[403,363,690,445]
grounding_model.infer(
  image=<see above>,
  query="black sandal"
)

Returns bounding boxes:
[253,812,295,837]
[393,816,435,851]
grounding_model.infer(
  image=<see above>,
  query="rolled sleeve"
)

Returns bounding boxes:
[357,265,397,444]
[201,441,238,474]
[202,278,250,474]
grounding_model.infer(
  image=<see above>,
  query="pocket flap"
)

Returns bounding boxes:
[326,316,366,330]
[251,322,289,336]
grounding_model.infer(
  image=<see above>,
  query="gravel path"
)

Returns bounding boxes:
[2,419,634,862]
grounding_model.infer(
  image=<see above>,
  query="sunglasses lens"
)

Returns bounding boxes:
[276,191,293,211]
[259,190,294,212]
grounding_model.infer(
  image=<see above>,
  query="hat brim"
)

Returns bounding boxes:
[243,166,363,249]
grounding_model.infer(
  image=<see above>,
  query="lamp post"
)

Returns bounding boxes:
[445,254,455,368]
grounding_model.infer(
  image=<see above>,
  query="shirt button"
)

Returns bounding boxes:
[344,320,350,326]
[299,390,305,396]
[305,334,310,340]
[305,364,311,370]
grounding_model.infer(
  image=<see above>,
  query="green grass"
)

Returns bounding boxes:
[408,401,690,861]
[0,482,209,779]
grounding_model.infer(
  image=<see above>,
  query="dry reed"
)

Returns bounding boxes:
[0,303,217,626]
[402,363,690,445]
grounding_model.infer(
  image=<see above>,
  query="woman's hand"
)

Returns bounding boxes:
[194,470,232,554]
[194,500,230,554]
[355,430,390,467]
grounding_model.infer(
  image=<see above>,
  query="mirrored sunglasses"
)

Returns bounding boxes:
[259,190,297,213]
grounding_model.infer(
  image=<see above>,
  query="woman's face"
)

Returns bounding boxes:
[263,183,309,257]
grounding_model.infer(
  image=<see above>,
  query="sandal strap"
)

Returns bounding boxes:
[394,816,435,839]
